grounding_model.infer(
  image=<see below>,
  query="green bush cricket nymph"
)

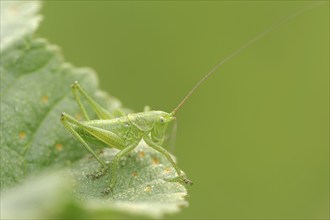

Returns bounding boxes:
[61,82,192,194]
[60,5,319,193]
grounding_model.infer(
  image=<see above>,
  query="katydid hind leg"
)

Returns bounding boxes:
[71,81,114,120]
[60,113,107,168]
[87,161,110,180]
[61,112,125,149]
[143,136,193,185]
[61,112,129,183]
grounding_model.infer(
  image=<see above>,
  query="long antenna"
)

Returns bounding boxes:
[171,4,321,116]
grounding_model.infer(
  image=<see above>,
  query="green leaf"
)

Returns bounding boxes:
[0,1,42,51]
[1,1,189,218]
[71,144,188,218]
[1,172,73,219]
[0,36,117,189]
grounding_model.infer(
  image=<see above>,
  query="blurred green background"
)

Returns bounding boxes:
[37,1,329,219]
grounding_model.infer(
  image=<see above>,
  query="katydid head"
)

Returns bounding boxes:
[128,111,175,144]
[151,111,175,145]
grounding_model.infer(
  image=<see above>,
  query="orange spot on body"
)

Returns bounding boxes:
[152,157,160,165]
[55,143,63,151]
[19,131,26,140]
[41,96,49,104]
[132,171,138,177]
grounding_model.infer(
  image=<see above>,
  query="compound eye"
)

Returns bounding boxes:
[159,117,165,123]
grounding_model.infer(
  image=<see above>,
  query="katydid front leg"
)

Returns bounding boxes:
[103,142,139,194]
[143,136,193,185]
